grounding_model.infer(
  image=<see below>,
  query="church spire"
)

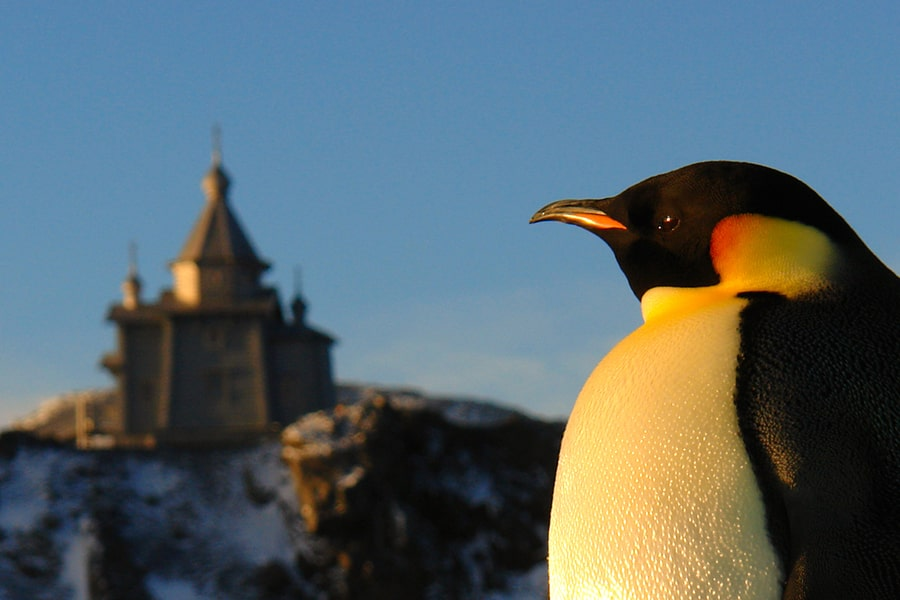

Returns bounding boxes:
[128,240,139,276]
[202,125,230,201]
[211,123,223,166]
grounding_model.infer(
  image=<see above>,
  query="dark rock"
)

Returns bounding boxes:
[6,529,60,580]
[282,390,564,598]
[0,429,58,460]
[87,507,152,600]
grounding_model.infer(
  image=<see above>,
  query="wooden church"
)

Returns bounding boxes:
[100,144,336,446]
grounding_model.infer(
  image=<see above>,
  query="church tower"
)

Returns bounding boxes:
[170,142,270,305]
[101,137,336,446]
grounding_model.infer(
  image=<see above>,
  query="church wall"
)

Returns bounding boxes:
[198,266,233,302]
[169,316,269,429]
[268,337,336,425]
[172,262,200,305]
[234,269,264,300]
[174,263,265,304]
[200,266,262,301]
[123,324,164,433]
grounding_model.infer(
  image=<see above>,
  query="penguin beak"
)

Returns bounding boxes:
[530,198,627,232]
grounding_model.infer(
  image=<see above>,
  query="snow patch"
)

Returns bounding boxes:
[127,455,184,499]
[0,448,57,531]
[59,518,96,600]
[145,575,206,600]
[439,399,517,427]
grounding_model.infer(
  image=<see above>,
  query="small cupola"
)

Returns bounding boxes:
[121,242,142,310]
[291,294,308,325]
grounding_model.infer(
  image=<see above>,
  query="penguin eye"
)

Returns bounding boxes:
[657,215,680,233]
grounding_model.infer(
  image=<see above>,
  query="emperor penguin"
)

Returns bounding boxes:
[530,161,900,600]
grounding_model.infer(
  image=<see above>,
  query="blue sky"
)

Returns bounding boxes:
[1,2,898,426]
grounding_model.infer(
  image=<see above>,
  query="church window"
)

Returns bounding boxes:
[203,323,226,350]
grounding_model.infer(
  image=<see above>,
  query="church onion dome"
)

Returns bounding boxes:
[201,150,231,201]
[124,268,142,289]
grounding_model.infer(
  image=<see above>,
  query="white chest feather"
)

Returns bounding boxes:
[549,298,782,599]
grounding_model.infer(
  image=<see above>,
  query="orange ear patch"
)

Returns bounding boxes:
[641,215,840,324]
[710,214,838,297]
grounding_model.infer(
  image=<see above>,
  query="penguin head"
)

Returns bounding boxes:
[531,161,870,304]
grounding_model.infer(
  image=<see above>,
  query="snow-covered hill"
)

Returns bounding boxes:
[0,388,562,599]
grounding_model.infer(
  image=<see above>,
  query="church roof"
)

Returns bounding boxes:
[176,156,269,269]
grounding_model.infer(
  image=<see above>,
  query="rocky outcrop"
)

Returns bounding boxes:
[282,390,564,599]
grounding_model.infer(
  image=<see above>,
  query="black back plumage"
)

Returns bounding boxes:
[736,268,900,599]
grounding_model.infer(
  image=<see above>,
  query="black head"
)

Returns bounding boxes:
[531,161,865,299]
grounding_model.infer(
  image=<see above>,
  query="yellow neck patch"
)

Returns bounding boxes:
[641,214,839,323]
